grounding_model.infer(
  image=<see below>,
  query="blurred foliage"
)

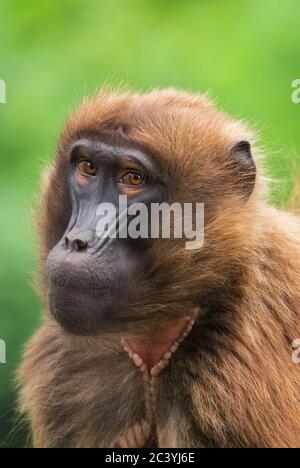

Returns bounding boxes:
[0,0,300,447]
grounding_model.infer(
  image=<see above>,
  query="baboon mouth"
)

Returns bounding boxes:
[47,279,131,336]
[48,278,112,295]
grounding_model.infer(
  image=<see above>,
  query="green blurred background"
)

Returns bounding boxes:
[0,0,299,447]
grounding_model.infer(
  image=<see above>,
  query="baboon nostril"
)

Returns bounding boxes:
[72,239,88,252]
[65,228,94,252]
[65,235,88,252]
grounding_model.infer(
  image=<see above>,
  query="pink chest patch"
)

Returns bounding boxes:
[117,310,199,448]
[122,310,198,377]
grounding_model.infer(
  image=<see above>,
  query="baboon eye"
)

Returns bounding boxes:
[78,160,97,177]
[120,171,144,187]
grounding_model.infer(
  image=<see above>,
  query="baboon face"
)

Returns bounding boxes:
[47,137,167,335]
[45,91,256,335]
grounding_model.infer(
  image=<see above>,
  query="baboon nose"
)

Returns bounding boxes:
[65,228,94,252]
[66,238,88,252]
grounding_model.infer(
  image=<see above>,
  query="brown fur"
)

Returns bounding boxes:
[18,89,300,448]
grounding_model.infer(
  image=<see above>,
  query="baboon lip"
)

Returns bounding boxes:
[48,279,111,295]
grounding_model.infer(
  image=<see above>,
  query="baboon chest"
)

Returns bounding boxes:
[117,313,197,448]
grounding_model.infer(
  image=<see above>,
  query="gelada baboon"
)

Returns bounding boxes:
[19,89,300,448]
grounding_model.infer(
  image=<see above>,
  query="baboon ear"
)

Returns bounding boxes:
[230,140,256,200]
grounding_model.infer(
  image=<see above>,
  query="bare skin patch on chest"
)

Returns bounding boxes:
[117,310,199,448]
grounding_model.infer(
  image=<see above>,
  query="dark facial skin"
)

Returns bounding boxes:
[47,139,166,335]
